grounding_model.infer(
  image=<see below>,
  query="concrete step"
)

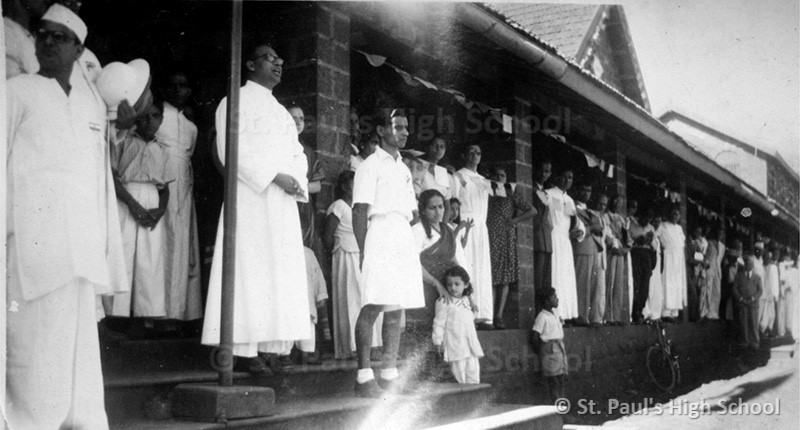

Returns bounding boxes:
[104,370,251,423]
[110,382,492,430]
[101,337,213,374]
[104,357,423,423]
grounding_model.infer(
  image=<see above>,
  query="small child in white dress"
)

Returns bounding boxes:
[432,265,484,384]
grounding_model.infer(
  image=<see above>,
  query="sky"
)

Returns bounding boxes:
[620,0,800,173]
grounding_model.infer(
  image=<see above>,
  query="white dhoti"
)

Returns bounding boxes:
[6,249,108,430]
[362,213,424,308]
[112,182,166,317]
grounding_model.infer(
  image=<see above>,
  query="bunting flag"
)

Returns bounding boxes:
[364,53,387,67]
[502,114,513,134]
[356,49,506,129]
[547,133,614,178]
[414,76,438,90]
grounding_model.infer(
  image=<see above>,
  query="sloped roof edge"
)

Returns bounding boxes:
[464,2,797,226]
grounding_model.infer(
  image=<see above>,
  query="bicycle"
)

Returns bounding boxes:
[646,319,681,392]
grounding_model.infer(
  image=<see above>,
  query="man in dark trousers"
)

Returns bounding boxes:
[734,255,763,350]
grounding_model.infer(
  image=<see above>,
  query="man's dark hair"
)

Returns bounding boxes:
[533,158,552,170]
[244,37,276,62]
[536,287,556,307]
[360,107,392,132]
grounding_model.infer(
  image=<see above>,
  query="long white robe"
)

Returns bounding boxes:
[454,168,494,321]
[202,80,310,357]
[760,263,779,332]
[547,187,584,320]
[657,222,686,313]
[156,102,203,320]
[6,70,127,430]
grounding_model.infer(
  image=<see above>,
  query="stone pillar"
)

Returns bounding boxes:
[514,93,536,330]
[274,4,351,211]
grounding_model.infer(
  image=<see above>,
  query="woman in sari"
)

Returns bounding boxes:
[411,189,473,327]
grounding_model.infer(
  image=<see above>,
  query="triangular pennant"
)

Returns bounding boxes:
[454,94,473,109]
[414,76,438,90]
[388,65,419,87]
[585,153,599,168]
[606,164,614,178]
[444,89,466,99]
[502,114,513,134]
[365,53,387,67]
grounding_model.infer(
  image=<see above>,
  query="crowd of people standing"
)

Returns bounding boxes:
[4,1,799,424]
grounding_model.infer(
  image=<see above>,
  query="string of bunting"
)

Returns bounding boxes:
[626,171,681,203]
[627,172,752,234]
[547,133,615,179]
[355,49,509,126]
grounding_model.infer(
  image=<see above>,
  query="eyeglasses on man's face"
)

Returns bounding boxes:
[252,52,283,65]
[36,29,77,45]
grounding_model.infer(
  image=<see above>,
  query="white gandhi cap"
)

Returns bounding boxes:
[41,4,88,44]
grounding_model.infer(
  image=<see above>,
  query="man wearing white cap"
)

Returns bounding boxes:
[5,4,127,428]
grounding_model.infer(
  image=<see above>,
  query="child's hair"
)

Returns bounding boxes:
[443,265,473,296]
[334,170,355,200]
[449,197,461,224]
[418,188,446,239]
[537,287,556,308]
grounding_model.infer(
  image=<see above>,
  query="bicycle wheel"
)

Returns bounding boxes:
[646,344,677,392]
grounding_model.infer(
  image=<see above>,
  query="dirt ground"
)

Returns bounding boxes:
[599,345,799,429]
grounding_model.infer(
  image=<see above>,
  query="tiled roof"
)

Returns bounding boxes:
[488,3,600,60]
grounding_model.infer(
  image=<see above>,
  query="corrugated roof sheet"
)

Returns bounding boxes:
[488,3,600,60]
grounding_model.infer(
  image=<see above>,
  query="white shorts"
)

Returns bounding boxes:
[362,213,424,309]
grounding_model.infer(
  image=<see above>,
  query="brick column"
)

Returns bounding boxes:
[275,4,351,211]
[514,94,536,330]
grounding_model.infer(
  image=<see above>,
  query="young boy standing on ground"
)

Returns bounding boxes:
[532,287,567,402]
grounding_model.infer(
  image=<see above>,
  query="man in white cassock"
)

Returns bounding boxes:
[547,168,585,321]
[202,40,310,370]
[5,5,128,429]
